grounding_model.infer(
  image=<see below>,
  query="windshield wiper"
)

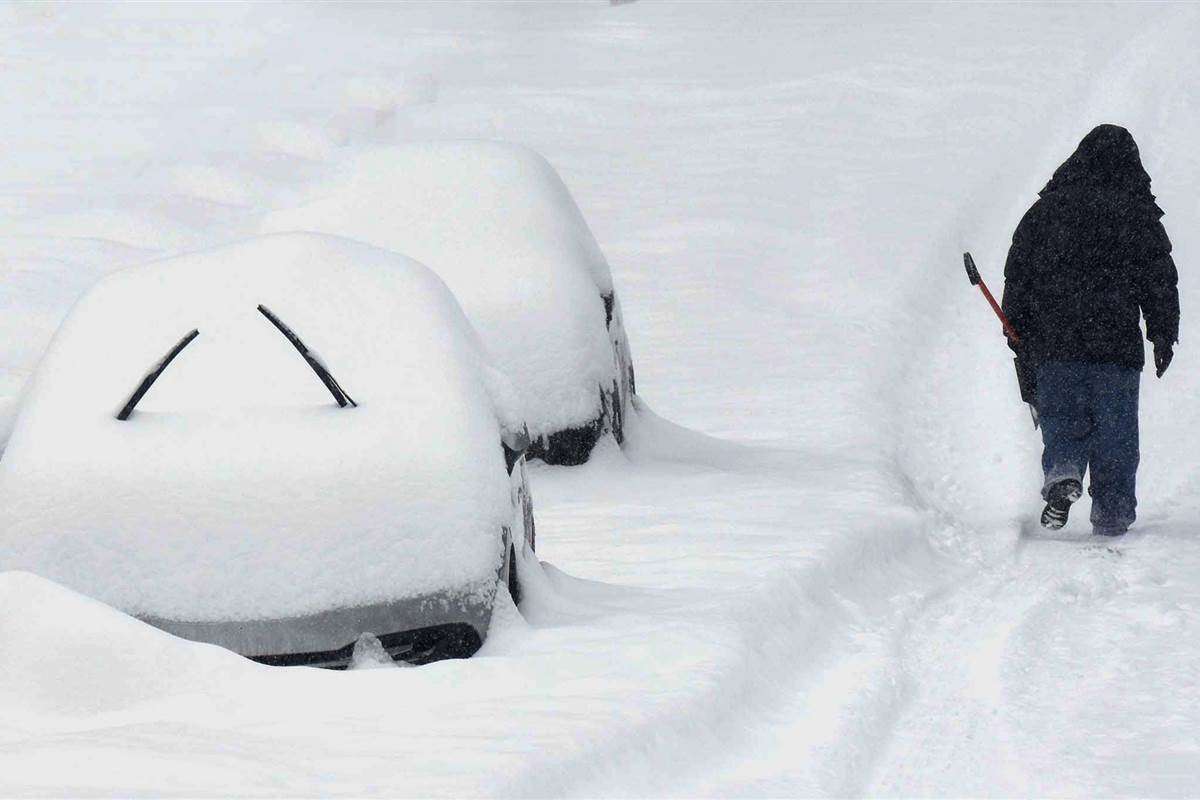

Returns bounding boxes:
[257,304,356,408]
[116,329,200,420]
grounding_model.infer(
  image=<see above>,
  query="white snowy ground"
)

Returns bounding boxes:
[1,2,1198,796]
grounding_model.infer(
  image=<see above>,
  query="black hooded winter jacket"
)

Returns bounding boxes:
[1001,125,1179,370]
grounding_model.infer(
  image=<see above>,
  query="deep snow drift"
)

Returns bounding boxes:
[1,2,1198,797]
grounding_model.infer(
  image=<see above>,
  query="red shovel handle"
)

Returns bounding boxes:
[963,252,1021,345]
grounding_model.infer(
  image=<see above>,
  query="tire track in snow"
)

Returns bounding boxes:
[500,443,944,798]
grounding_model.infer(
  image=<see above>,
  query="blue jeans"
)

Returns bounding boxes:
[1037,361,1140,534]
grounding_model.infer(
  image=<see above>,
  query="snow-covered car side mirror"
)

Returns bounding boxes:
[501,427,530,475]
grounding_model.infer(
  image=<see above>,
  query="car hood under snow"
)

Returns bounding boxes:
[260,141,619,439]
[0,233,521,623]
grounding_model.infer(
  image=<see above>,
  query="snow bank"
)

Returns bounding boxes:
[260,141,618,438]
[0,571,253,722]
[0,233,519,621]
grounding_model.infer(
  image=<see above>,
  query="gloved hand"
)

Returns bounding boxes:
[1153,339,1174,378]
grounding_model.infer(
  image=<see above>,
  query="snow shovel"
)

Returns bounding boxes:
[963,251,1039,428]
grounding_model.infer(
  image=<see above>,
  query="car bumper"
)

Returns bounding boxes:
[140,584,496,668]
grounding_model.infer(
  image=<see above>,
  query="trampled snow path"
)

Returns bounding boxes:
[1,3,1199,796]
[868,522,1200,797]
[861,10,1200,795]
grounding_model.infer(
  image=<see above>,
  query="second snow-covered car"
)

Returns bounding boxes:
[262,141,636,465]
[0,232,535,668]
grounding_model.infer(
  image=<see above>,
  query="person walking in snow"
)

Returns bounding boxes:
[1001,124,1179,537]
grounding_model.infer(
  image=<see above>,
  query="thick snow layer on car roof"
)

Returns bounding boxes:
[0,233,518,621]
[261,141,617,438]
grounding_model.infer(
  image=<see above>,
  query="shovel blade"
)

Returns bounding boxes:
[963,251,981,286]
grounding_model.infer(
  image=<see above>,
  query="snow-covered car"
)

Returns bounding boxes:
[0,232,536,668]
[261,141,635,465]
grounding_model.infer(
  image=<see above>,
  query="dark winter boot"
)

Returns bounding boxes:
[1040,478,1083,530]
